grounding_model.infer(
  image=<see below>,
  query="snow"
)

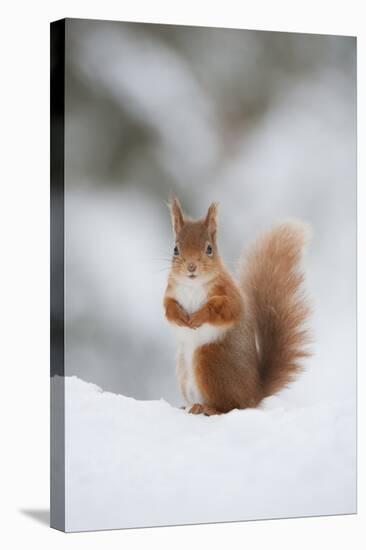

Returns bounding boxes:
[62,375,356,532]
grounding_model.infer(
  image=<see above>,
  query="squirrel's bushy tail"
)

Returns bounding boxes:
[240,221,311,397]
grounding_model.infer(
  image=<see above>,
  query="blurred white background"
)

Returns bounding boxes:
[64,19,356,405]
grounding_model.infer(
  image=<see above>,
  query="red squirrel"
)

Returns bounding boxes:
[164,198,311,416]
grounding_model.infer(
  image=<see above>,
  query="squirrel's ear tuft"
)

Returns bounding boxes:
[168,197,185,235]
[205,202,219,240]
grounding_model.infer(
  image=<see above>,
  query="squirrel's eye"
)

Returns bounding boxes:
[206,244,213,255]
[173,245,179,256]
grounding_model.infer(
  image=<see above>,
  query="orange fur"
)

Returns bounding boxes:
[240,222,312,397]
[189,277,243,328]
[164,200,311,414]
[164,294,190,327]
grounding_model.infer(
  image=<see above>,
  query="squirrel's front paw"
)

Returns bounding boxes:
[188,312,204,329]
[175,315,190,327]
[174,306,190,327]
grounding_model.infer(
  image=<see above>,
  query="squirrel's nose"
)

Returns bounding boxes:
[187,262,197,273]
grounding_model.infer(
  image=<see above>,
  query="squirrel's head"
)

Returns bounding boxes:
[168,198,220,283]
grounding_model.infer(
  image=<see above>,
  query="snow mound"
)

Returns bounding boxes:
[62,376,356,532]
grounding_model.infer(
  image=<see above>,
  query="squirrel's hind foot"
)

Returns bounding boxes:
[187,403,221,416]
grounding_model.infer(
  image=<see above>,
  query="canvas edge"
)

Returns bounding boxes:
[50,17,66,533]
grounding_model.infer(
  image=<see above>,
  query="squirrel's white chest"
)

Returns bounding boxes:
[173,280,207,314]
[172,281,225,405]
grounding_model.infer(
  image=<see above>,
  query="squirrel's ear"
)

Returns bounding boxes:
[168,198,185,235]
[205,202,218,240]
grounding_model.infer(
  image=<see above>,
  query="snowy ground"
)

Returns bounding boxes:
[62,376,356,532]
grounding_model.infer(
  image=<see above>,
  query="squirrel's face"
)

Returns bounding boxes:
[168,199,220,283]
